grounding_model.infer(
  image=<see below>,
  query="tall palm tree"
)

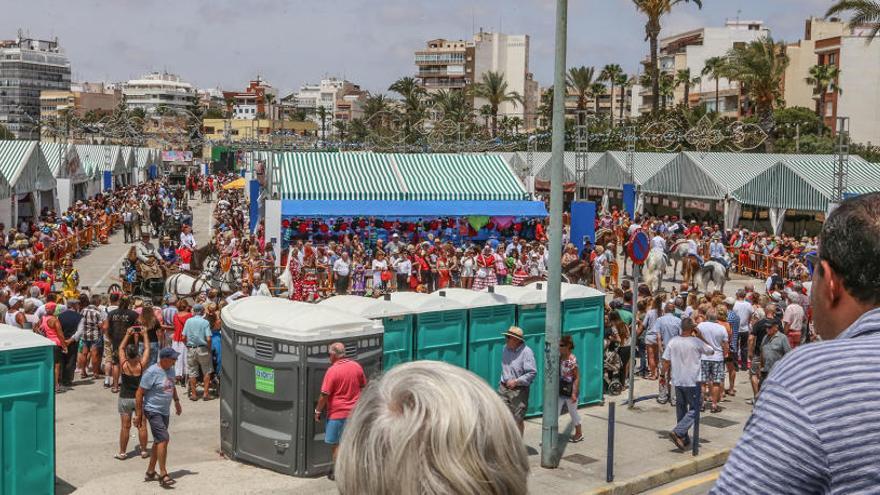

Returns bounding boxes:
[632,0,703,112]
[616,74,631,122]
[701,56,728,114]
[566,66,596,119]
[471,71,523,137]
[362,93,392,130]
[430,89,471,123]
[590,82,608,116]
[674,68,700,107]
[725,36,790,150]
[389,76,426,140]
[805,64,843,133]
[826,0,880,41]
[599,64,625,126]
[657,73,675,110]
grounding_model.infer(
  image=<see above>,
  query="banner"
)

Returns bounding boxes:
[102,171,112,192]
[622,184,636,220]
[161,150,193,162]
[570,201,596,255]
[249,179,261,233]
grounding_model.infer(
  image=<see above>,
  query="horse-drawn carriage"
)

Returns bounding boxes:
[109,253,166,302]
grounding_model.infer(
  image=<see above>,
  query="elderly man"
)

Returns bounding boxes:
[713,192,880,494]
[498,326,536,435]
[136,232,163,280]
[314,342,367,480]
[136,347,182,488]
[182,304,213,401]
[663,317,713,451]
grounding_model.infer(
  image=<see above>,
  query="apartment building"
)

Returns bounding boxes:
[122,71,195,114]
[40,82,121,121]
[223,76,278,120]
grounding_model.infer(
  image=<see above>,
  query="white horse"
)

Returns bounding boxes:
[667,240,690,281]
[165,255,242,298]
[697,260,727,294]
[642,249,667,294]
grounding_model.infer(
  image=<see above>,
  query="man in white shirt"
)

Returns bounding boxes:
[732,289,753,371]
[697,309,729,413]
[179,224,196,251]
[650,233,667,253]
[662,317,713,450]
[394,253,412,292]
[782,291,805,348]
[332,253,351,295]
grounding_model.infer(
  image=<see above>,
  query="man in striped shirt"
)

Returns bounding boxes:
[713,192,880,494]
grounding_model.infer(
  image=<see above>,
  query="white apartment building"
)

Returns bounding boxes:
[642,20,769,115]
[290,78,363,134]
[122,71,195,113]
[472,31,538,129]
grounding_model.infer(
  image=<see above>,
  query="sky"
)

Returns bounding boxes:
[5,0,833,96]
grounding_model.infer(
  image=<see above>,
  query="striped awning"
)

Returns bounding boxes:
[276,152,404,200]
[135,148,152,169]
[75,145,127,176]
[392,153,526,200]
[41,143,88,179]
[589,151,676,189]
[0,140,55,194]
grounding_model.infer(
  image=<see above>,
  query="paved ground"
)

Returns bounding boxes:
[645,468,721,495]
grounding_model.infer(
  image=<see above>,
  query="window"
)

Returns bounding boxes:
[828,53,837,65]
[826,101,834,116]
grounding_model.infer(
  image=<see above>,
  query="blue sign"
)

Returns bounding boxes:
[628,230,650,265]
[570,201,596,255]
[148,165,157,180]
[102,171,112,191]
[623,183,636,220]
[249,179,260,233]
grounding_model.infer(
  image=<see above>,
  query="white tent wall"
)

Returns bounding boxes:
[56,178,72,212]
[724,198,742,231]
[265,199,282,265]
[768,208,787,236]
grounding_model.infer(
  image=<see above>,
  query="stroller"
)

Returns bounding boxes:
[603,337,624,395]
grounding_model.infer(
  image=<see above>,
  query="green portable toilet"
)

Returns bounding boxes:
[490,284,548,417]
[389,292,468,368]
[527,282,606,406]
[0,325,55,495]
[318,295,413,370]
[431,288,515,388]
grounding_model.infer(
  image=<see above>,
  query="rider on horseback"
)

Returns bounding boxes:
[686,232,704,268]
[708,234,730,279]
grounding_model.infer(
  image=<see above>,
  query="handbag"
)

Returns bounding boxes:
[559,379,573,397]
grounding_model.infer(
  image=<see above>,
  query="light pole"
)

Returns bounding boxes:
[542,0,567,469]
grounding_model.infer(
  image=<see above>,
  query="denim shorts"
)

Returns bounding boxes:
[145,410,170,443]
[324,418,347,445]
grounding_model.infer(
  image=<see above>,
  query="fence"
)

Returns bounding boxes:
[726,246,792,282]
[33,214,123,266]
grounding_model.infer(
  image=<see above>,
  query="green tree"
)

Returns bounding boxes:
[725,36,790,151]
[599,64,625,126]
[205,108,225,119]
[362,93,392,132]
[389,76,426,141]
[590,82,607,116]
[658,72,675,109]
[701,56,729,114]
[566,66,596,116]
[826,0,880,41]
[616,74,631,122]
[471,70,523,137]
[290,108,309,122]
[632,0,703,113]
[674,68,700,107]
[805,64,842,133]
[430,89,472,123]
[772,106,831,152]
[316,105,329,142]
[0,123,14,140]
[333,120,347,141]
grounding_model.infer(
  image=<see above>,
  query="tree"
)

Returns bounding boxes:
[658,73,675,109]
[316,105,329,142]
[674,68,700,107]
[826,0,880,41]
[205,108,225,119]
[362,93,392,132]
[616,74,631,122]
[333,120,348,141]
[509,116,524,135]
[632,0,703,112]
[0,123,14,140]
[805,64,842,133]
[701,56,729,114]
[389,76,426,141]
[566,66,595,116]
[471,70,523,137]
[599,64,625,126]
[290,108,309,122]
[590,82,607,116]
[538,88,554,129]
[223,96,235,118]
[430,89,472,123]
[725,36,790,151]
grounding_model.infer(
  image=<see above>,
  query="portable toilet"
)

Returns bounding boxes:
[526,282,606,405]
[388,292,468,368]
[432,287,515,388]
[220,296,383,478]
[318,295,413,370]
[0,325,55,495]
[490,284,549,417]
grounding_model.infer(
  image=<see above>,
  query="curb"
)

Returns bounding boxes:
[584,449,730,495]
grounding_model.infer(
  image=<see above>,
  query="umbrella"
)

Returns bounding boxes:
[222,177,246,190]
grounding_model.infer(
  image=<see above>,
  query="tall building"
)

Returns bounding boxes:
[640,20,769,116]
[0,33,71,139]
[223,76,278,120]
[122,71,195,114]
[783,18,847,110]
[287,78,365,135]
[471,30,538,130]
[415,39,475,92]
[40,82,121,121]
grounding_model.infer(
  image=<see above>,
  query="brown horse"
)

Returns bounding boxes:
[563,259,593,286]
[682,256,701,287]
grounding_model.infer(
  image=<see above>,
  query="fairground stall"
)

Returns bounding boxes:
[42,143,90,212]
[0,140,56,227]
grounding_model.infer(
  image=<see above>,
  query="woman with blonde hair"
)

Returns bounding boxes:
[336,361,528,495]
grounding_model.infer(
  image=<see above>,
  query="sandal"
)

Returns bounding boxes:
[111,387,119,394]
[159,474,176,487]
[145,471,158,482]
[114,453,127,460]
[569,435,584,443]
[139,446,151,459]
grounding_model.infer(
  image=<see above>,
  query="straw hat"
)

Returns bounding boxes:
[502,326,525,342]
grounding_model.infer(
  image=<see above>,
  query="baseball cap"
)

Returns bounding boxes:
[159,347,180,360]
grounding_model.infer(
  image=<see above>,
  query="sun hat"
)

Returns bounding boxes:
[502,326,525,341]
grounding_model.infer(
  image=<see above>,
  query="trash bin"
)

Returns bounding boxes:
[526,282,606,405]
[432,288,515,388]
[318,295,413,370]
[0,325,55,495]
[220,296,383,477]
[388,292,468,368]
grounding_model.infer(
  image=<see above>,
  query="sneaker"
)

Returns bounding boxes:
[668,432,686,451]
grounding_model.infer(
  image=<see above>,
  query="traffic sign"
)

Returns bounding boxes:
[628,230,650,265]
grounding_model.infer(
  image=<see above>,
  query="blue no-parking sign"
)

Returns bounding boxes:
[627,230,650,265]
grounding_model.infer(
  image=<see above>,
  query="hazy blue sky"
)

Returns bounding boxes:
[5,0,832,95]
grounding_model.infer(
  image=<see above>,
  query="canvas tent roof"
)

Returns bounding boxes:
[588,151,675,189]
[41,143,88,180]
[0,140,55,195]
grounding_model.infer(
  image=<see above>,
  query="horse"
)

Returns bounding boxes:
[682,256,701,287]
[641,249,667,294]
[165,254,243,298]
[667,240,690,281]
[697,260,727,294]
[563,259,592,286]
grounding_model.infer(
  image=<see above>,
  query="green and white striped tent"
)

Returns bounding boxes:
[392,153,527,200]
[75,144,128,177]
[733,157,880,212]
[589,151,676,190]
[120,146,136,172]
[0,140,55,195]
[276,152,404,200]
[41,143,88,180]
[134,147,152,170]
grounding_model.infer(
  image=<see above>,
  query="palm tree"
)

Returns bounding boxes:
[333,120,348,141]
[632,0,703,112]
[0,123,14,140]
[471,71,523,137]
[599,64,625,126]
[590,82,608,116]
[658,73,675,109]
[701,56,728,114]
[430,89,471,123]
[725,36,790,150]
[566,66,596,118]
[509,116,524,135]
[674,68,700,107]
[362,93,392,131]
[316,105,329,142]
[826,0,880,41]
[616,74,631,122]
[388,76,426,139]
[806,64,843,134]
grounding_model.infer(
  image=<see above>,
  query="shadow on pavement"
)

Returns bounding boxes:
[56,476,76,495]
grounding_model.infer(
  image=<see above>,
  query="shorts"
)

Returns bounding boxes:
[53,346,63,363]
[700,360,725,384]
[645,334,658,346]
[186,346,213,377]
[145,410,170,443]
[81,339,101,351]
[749,358,761,376]
[325,418,347,445]
[118,397,137,415]
[102,339,114,366]
[498,384,530,422]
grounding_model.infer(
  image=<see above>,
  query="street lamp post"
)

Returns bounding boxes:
[542,0,567,469]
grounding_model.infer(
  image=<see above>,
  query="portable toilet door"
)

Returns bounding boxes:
[318,294,414,370]
[432,288,515,388]
[389,292,468,368]
[491,284,548,417]
[0,325,55,495]
[219,320,236,457]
